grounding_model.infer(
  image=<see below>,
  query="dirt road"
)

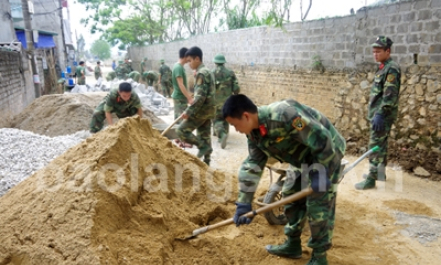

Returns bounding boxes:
[162,106,441,264]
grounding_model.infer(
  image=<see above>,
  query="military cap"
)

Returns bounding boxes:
[144,57,148,60]
[160,59,165,63]
[213,54,226,64]
[372,36,393,48]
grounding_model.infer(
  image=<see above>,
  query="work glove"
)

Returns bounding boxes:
[371,114,385,132]
[310,170,331,193]
[233,202,253,227]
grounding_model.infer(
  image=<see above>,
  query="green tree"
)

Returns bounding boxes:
[90,40,111,60]
[220,0,262,30]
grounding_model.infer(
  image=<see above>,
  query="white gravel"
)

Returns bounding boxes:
[0,128,91,197]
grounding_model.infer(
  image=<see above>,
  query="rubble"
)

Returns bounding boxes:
[67,79,172,116]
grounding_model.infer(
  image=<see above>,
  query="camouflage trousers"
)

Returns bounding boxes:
[176,117,212,164]
[212,106,229,137]
[173,98,188,121]
[368,122,392,179]
[281,164,341,253]
[161,81,173,98]
[94,74,102,80]
[89,101,138,133]
[77,77,86,85]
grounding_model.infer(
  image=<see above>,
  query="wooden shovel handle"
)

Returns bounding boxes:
[160,114,183,137]
[192,188,313,237]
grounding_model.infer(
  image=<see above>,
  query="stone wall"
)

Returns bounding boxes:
[128,0,441,174]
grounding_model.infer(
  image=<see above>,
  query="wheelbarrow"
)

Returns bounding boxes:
[256,146,379,225]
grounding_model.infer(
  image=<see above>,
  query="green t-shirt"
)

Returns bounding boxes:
[171,62,187,100]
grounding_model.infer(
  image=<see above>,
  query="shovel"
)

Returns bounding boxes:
[160,114,183,137]
[176,146,379,241]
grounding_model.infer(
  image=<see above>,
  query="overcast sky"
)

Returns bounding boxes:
[66,0,377,51]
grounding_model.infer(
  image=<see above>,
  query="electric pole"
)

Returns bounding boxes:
[21,0,41,98]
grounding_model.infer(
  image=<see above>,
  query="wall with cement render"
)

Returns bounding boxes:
[129,0,441,172]
[0,0,16,42]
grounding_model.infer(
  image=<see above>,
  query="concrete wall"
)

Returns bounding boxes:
[0,50,34,121]
[0,0,15,42]
[128,0,441,155]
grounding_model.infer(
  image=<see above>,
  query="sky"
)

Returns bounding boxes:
[66,0,377,52]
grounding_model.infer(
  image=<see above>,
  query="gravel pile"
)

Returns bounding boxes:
[0,128,90,197]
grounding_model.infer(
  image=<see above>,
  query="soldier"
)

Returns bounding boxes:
[176,46,215,165]
[75,61,86,85]
[115,61,125,79]
[140,57,148,73]
[172,48,193,120]
[106,71,116,81]
[142,71,159,87]
[355,36,401,190]
[128,71,141,83]
[158,59,173,98]
[121,59,133,78]
[222,94,346,265]
[212,54,240,149]
[94,61,102,80]
[89,82,142,133]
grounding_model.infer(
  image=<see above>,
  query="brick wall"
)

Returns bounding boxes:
[0,50,35,122]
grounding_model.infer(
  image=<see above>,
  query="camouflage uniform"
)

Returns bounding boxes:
[159,63,173,97]
[176,64,216,164]
[212,64,240,138]
[106,71,116,81]
[366,57,401,179]
[94,65,102,80]
[237,99,346,254]
[75,65,86,85]
[115,61,125,79]
[89,88,142,133]
[128,71,141,82]
[140,58,148,73]
[142,71,159,87]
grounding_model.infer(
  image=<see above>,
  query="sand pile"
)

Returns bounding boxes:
[0,117,415,265]
[11,93,164,137]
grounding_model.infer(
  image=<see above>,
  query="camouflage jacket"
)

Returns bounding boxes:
[94,66,102,77]
[185,63,215,120]
[212,65,240,107]
[103,88,142,114]
[368,58,401,122]
[237,100,346,203]
[140,61,147,73]
[128,71,141,82]
[142,71,158,86]
[159,64,172,82]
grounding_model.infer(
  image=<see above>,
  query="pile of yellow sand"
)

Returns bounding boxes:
[0,117,404,265]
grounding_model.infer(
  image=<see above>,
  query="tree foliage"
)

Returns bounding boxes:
[78,0,314,48]
[90,40,111,60]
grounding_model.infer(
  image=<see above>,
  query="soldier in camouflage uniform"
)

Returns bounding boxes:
[106,71,116,81]
[115,61,125,79]
[355,36,401,190]
[94,61,102,80]
[222,94,346,265]
[158,59,173,98]
[75,61,86,85]
[140,57,148,73]
[89,82,142,133]
[212,54,240,149]
[176,47,215,165]
[142,71,159,87]
[128,71,141,82]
